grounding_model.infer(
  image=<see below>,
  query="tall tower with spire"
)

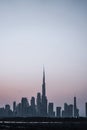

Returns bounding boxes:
[41,67,47,116]
[42,67,46,97]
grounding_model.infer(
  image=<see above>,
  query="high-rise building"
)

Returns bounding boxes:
[37,92,42,116]
[0,108,5,117]
[74,97,79,117]
[21,97,29,117]
[5,104,13,117]
[42,67,47,116]
[62,103,68,117]
[68,104,73,117]
[31,97,36,116]
[48,102,55,117]
[13,101,16,116]
[74,97,76,117]
[16,103,22,117]
[56,107,61,118]
[42,67,46,97]
[13,101,16,112]
[85,102,87,117]
[62,103,73,117]
[5,104,10,111]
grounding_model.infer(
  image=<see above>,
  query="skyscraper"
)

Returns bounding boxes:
[13,101,16,116]
[56,107,61,118]
[74,97,79,117]
[5,104,13,117]
[62,103,73,117]
[37,92,42,116]
[31,97,36,116]
[48,102,55,117]
[42,67,47,116]
[42,67,46,96]
[85,102,87,117]
[13,101,16,111]
[16,103,22,117]
[21,97,29,117]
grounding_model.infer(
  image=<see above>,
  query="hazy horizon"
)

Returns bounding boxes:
[0,0,87,116]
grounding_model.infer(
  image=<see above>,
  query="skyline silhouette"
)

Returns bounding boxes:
[0,68,87,118]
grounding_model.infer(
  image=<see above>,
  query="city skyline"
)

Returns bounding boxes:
[0,68,87,117]
[0,0,87,117]
[0,68,82,117]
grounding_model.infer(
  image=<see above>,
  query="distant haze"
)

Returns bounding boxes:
[0,0,87,116]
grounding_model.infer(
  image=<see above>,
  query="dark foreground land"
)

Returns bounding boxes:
[0,117,87,130]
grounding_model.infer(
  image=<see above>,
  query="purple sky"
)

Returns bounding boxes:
[0,0,87,116]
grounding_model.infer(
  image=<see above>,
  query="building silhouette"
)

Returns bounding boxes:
[21,97,29,117]
[0,107,5,117]
[0,69,86,118]
[62,103,73,118]
[56,107,61,118]
[85,102,87,117]
[41,67,47,116]
[48,102,55,117]
[36,92,42,116]
[5,104,13,117]
[74,97,79,117]
[31,97,36,116]
[13,101,16,112]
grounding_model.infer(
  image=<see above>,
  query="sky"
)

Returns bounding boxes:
[0,0,87,116]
